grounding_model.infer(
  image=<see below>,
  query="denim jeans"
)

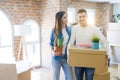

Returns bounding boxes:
[74,67,95,80]
[51,56,73,80]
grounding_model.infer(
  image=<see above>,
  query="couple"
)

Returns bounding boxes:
[49,9,107,80]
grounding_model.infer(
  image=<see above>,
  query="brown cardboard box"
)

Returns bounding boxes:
[18,69,31,80]
[94,72,110,80]
[118,64,120,79]
[68,46,108,73]
[0,64,17,80]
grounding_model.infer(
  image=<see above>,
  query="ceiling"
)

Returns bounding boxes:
[81,0,120,3]
[83,0,109,2]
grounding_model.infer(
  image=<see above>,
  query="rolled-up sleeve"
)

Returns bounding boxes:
[49,29,54,47]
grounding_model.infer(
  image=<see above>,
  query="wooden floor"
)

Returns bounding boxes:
[31,65,120,80]
[31,67,65,80]
[31,68,52,80]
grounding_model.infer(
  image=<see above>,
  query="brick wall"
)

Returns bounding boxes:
[40,0,60,67]
[60,0,68,11]
[96,3,113,35]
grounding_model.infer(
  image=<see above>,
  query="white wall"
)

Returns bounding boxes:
[107,23,120,63]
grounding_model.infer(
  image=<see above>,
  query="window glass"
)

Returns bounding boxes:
[23,20,39,42]
[67,8,95,25]
[0,10,12,46]
[23,19,41,66]
[0,9,14,63]
[67,8,76,24]
[86,9,95,25]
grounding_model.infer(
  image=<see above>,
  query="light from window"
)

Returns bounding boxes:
[0,10,12,47]
[23,20,39,42]
[0,9,14,63]
[23,19,41,66]
[67,8,76,24]
[86,9,95,25]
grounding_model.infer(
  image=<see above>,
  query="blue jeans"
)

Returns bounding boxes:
[51,56,73,80]
[74,67,95,80]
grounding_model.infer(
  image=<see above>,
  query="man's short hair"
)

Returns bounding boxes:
[78,9,87,14]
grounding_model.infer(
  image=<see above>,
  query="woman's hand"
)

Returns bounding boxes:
[53,51,62,56]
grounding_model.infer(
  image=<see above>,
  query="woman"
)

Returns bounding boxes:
[49,11,73,80]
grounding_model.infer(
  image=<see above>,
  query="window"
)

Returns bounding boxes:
[0,9,14,63]
[0,10,13,47]
[67,8,95,25]
[23,19,41,67]
[67,8,76,24]
[86,9,95,25]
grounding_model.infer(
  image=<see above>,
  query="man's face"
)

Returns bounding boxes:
[77,12,88,25]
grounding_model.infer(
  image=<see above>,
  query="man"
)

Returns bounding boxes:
[68,9,107,80]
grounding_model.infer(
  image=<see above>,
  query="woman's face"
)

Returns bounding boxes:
[78,12,88,25]
[61,13,67,25]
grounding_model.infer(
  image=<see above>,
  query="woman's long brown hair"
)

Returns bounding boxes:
[54,11,65,36]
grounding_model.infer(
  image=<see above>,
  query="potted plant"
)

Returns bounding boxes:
[54,37,63,56]
[91,35,100,49]
[117,14,120,22]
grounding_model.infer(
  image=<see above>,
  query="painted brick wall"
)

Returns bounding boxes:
[40,0,60,67]
[60,0,68,11]
[96,3,113,35]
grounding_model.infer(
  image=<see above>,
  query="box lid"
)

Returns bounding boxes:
[69,46,106,55]
[0,64,17,80]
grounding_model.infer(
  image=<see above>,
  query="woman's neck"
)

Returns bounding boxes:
[62,24,66,28]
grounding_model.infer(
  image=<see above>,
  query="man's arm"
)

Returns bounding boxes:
[67,27,76,55]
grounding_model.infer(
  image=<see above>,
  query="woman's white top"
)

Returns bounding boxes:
[62,28,69,55]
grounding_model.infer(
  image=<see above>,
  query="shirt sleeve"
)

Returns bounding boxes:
[94,27,109,56]
[49,29,54,48]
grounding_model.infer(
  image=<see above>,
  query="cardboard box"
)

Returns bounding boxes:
[118,64,120,79]
[68,46,108,73]
[94,72,110,80]
[18,69,31,80]
[0,64,17,80]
